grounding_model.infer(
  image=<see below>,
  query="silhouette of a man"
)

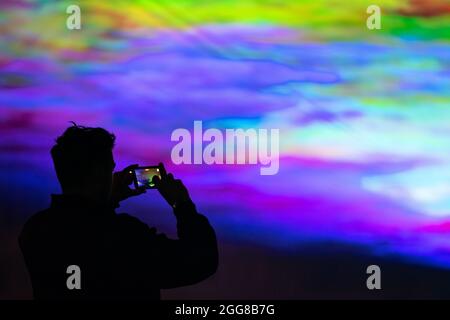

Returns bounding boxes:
[19,124,218,299]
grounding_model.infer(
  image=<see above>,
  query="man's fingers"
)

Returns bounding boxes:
[152,175,161,187]
[131,187,146,196]
[123,164,139,174]
[123,171,135,185]
[138,187,147,194]
[167,173,174,181]
[158,162,167,178]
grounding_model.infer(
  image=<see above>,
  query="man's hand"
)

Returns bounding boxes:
[111,164,146,205]
[152,163,191,208]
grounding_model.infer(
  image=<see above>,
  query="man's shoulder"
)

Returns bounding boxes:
[19,208,52,244]
[23,208,52,230]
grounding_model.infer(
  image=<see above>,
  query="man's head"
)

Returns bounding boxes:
[51,124,116,202]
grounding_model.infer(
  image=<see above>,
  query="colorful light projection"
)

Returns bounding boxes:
[0,0,449,267]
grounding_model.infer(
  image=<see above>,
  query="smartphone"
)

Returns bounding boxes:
[132,166,162,189]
